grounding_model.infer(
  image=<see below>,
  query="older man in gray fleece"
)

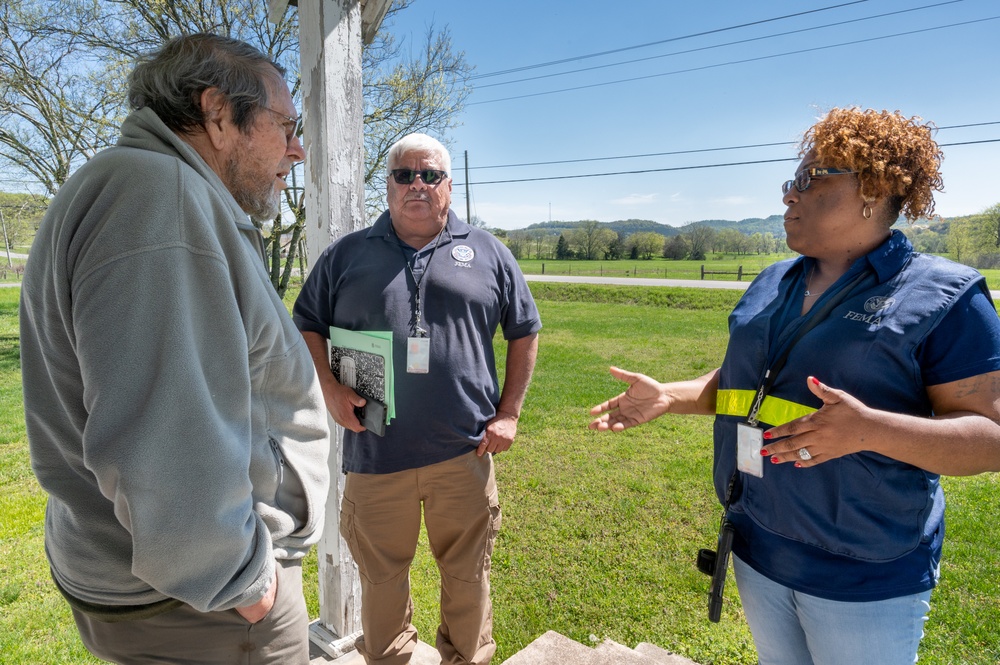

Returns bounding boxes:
[19,33,329,665]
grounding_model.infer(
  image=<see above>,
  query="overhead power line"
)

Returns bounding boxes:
[469,16,1000,106]
[475,1,962,90]
[453,138,1000,187]
[471,0,872,80]
[469,143,795,171]
[464,122,1000,172]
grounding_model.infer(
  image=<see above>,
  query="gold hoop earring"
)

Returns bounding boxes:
[863,204,873,220]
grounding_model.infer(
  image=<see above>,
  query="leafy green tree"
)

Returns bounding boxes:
[902,223,949,255]
[627,231,665,260]
[0,0,472,297]
[555,234,572,260]
[948,217,976,263]
[530,229,551,259]
[0,191,47,257]
[948,204,1000,268]
[981,203,1000,249]
[568,220,616,260]
[663,234,689,260]
[687,226,716,261]
[505,230,530,260]
[0,1,121,195]
[604,232,624,260]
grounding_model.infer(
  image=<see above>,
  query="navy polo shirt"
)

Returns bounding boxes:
[293,210,541,474]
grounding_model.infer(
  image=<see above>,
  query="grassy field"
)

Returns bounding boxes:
[516,255,794,282]
[517,255,1000,292]
[3,283,1000,663]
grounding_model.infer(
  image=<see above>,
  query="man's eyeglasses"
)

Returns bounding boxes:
[259,106,302,142]
[390,169,450,186]
[782,167,855,194]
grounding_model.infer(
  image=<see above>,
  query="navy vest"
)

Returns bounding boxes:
[715,237,984,566]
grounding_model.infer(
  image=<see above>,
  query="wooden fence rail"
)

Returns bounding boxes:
[700,264,756,281]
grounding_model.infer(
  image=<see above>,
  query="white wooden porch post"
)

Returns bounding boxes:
[267,0,390,657]
[299,0,365,655]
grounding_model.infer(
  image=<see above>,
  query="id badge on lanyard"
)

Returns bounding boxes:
[401,226,446,374]
[737,423,764,478]
[734,266,872,480]
[737,363,771,479]
[406,336,430,373]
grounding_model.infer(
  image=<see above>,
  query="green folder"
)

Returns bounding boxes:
[329,326,395,424]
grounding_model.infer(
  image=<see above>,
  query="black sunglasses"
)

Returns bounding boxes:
[390,169,450,185]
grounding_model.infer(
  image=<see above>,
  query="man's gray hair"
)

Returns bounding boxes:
[387,133,452,176]
[127,32,286,136]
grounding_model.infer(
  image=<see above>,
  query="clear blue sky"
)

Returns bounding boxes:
[386,0,1000,230]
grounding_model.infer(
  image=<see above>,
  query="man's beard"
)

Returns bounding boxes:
[225,152,281,222]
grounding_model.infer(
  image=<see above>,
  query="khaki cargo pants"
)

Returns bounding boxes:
[341,451,502,665]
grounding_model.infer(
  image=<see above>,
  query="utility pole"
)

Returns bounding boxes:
[464,150,471,224]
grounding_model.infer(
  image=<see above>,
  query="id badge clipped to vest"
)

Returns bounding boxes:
[736,422,764,478]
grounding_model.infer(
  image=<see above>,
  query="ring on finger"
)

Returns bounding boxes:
[798,448,812,461]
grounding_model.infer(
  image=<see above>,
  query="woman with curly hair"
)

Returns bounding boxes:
[590,107,1000,664]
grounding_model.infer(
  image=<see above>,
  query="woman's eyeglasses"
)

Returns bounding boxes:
[390,169,450,186]
[782,167,855,194]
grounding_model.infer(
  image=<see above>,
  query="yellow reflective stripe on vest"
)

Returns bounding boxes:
[716,389,816,426]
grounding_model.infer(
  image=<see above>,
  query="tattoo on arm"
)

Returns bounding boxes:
[952,374,1000,399]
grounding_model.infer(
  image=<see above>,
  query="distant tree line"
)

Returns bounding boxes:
[495,220,785,261]
[492,204,1000,267]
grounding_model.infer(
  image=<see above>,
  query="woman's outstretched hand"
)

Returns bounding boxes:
[589,366,672,431]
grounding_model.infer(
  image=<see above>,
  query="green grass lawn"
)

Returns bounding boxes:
[516,255,795,282]
[517,255,1000,292]
[3,283,1000,663]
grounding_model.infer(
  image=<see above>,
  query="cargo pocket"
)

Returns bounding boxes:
[339,497,364,571]
[484,489,502,574]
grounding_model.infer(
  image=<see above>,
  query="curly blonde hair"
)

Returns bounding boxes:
[801,108,944,222]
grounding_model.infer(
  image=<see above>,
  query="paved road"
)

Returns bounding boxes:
[524,272,1000,301]
[4,263,999,300]
[524,274,750,290]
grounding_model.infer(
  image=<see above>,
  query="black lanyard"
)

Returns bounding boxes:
[725,265,873,512]
[393,224,446,338]
[745,265,872,427]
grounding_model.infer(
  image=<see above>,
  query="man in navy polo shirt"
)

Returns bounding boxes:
[294,133,540,665]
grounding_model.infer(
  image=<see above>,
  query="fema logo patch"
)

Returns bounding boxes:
[452,245,475,263]
[864,296,895,313]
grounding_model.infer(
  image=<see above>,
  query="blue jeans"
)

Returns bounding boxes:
[733,555,931,665]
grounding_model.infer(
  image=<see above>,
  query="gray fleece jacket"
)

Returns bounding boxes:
[20,108,330,614]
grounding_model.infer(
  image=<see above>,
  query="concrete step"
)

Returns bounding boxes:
[593,638,675,664]
[635,642,702,665]
[308,626,440,665]
[501,631,605,665]
[311,639,440,665]
[309,627,701,665]
[501,631,700,665]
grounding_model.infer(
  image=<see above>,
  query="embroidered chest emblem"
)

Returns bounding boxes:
[452,245,475,266]
[864,296,895,313]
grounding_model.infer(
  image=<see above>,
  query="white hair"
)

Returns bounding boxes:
[387,133,452,175]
